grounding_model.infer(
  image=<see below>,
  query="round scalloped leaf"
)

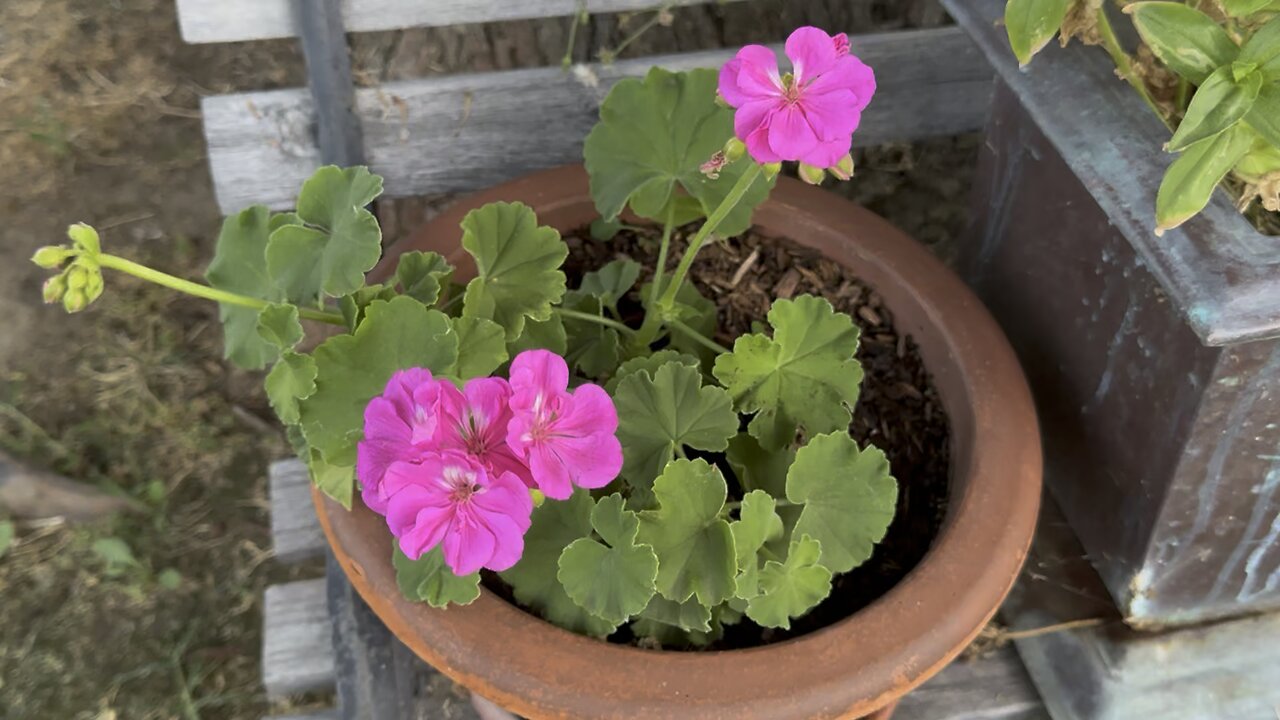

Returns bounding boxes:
[730,490,783,600]
[726,433,793,499]
[308,447,353,509]
[578,258,641,311]
[447,316,508,380]
[557,494,658,625]
[786,432,897,574]
[395,251,454,306]
[604,350,699,394]
[744,534,833,630]
[392,546,481,608]
[256,303,304,351]
[265,351,317,426]
[636,459,736,606]
[205,206,289,370]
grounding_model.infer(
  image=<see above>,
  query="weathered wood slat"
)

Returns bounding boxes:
[176,0,745,44]
[202,27,992,214]
[295,0,366,168]
[269,459,326,564]
[263,579,337,698]
[264,569,1043,717]
[268,712,339,720]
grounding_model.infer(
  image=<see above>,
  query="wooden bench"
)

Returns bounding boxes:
[173,0,1049,717]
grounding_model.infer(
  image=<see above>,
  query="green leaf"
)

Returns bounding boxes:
[579,258,641,311]
[589,218,625,241]
[461,202,568,341]
[1167,65,1262,152]
[604,350,700,394]
[338,283,397,331]
[308,447,354,509]
[265,166,384,301]
[1236,137,1280,179]
[501,490,617,637]
[1245,83,1280,147]
[256,303,304,350]
[744,535,833,630]
[583,67,774,237]
[447,316,508,380]
[0,520,13,560]
[1004,0,1071,66]
[636,459,736,606]
[1223,0,1279,18]
[157,568,183,590]
[92,537,139,576]
[1128,2,1239,84]
[713,294,863,450]
[297,296,457,468]
[393,546,481,608]
[642,280,718,369]
[508,315,568,357]
[787,433,897,574]
[206,206,286,370]
[615,362,739,488]
[396,251,454,306]
[637,595,712,633]
[730,490,784,599]
[561,293,623,379]
[557,494,659,625]
[726,433,793,499]
[265,351,318,425]
[1157,123,1257,232]
[1240,16,1280,81]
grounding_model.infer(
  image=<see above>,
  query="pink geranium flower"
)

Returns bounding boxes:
[435,377,535,489]
[383,453,534,574]
[718,26,876,168]
[506,350,623,500]
[356,368,443,514]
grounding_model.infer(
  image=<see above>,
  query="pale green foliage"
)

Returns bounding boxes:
[308,447,353,510]
[508,315,567,357]
[614,361,738,487]
[1129,3,1237,84]
[745,535,833,630]
[583,67,773,237]
[557,494,659,625]
[266,165,384,302]
[256,303,304,350]
[636,459,736,606]
[604,350,700,394]
[1004,0,1071,66]
[205,206,288,369]
[393,546,481,608]
[562,292,623,378]
[460,201,568,340]
[714,295,862,449]
[726,433,793,498]
[395,251,454,306]
[447,316,508,380]
[0,520,13,560]
[787,433,898,574]
[1157,124,1256,232]
[1167,65,1262,151]
[264,352,317,425]
[730,490,783,599]
[578,258,641,312]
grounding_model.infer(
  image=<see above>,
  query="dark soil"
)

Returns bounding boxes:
[551,219,952,649]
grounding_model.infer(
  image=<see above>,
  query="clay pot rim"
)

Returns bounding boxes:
[315,165,1042,719]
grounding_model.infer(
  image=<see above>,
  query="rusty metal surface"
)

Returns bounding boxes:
[941,0,1280,347]
[955,81,1280,626]
[317,166,1043,720]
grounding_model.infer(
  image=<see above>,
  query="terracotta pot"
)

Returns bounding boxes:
[314,165,1042,719]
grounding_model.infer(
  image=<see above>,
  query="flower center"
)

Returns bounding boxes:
[780,72,802,105]
[442,465,481,503]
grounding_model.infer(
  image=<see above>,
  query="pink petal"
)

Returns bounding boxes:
[767,104,820,161]
[382,368,436,419]
[559,383,619,435]
[800,136,854,170]
[387,486,453,555]
[509,350,569,414]
[807,54,876,113]
[461,377,513,434]
[734,98,781,142]
[786,27,839,85]
[442,516,497,575]
[799,88,861,141]
[720,45,783,107]
[472,471,535,528]
[527,444,575,500]
[482,444,536,488]
[357,437,423,514]
[544,432,623,490]
[744,123,783,164]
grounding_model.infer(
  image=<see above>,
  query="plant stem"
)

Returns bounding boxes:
[668,318,731,355]
[561,0,587,68]
[602,2,673,63]
[96,254,346,325]
[1096,6,1172,130]
[552,307,637,336]
[647,205,676,316]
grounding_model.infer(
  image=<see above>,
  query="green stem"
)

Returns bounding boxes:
[603,2,673,62]
[96,253,345,325]
[668,318,730,355]
[561,1,586,68]
[553,307,637,336]
[1096,6,1172,130]
[647,205,676,314]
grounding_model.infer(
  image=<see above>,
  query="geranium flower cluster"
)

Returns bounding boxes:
[357,350,623,575]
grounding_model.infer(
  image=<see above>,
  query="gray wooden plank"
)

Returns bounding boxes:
[267,712,338,720]
[176,0,747,44]
[263,578,336,698]
[893,647,1049,720]
[294,0,366,168]
[269,458,326,564]
[202,26,992,214]
[942,0,1280,346]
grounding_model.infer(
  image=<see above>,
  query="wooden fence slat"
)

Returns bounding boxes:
[201,27,992,214]
[269,459,326,564]
[263,579,336,698]
[176,0,743,44]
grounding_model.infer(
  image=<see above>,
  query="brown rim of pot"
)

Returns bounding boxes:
[314,165,1042,720]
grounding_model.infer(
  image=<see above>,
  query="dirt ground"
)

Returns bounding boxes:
[0,1,976,718]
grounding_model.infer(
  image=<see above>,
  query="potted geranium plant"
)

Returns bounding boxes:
[32,27,1041,719]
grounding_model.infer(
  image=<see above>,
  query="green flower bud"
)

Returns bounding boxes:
[66,265,89,291]
[84,271,105,303]
[67,223,100,255]
[798,163,826,185]
[42,274,68,304]
[723,137,746,163]
[714,92,731,109]
[830,153,855,181]
[761,162,782,179]
[63,288,88,313]
[32,246,73,269]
